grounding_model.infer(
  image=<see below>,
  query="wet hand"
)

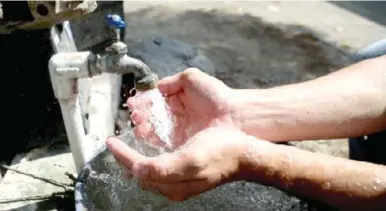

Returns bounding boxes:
[106,127,253,201]
[128,68,236,148]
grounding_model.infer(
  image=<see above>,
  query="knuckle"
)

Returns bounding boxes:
[181,68,201,80]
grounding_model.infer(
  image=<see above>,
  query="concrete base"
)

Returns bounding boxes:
[0,145,76,211]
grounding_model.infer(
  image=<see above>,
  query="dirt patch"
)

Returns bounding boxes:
[125,7,353,157]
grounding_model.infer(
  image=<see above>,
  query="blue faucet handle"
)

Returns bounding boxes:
[105,14,126,29]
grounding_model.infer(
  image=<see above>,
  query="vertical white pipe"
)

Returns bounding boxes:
[59,97,91,173]
[50,20,123,173]
[49,51,94,173]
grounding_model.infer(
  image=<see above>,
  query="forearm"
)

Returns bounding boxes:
[240,141,386,210]
[231,55,386,142]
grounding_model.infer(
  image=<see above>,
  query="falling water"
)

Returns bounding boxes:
[81,87,177,210]
[131,88,175,150]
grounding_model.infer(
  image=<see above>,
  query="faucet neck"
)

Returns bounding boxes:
[106,41,127,56]
[135,74,159,91]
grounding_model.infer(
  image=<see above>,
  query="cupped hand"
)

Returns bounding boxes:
[106,126,255,201]
[128,68,236,148]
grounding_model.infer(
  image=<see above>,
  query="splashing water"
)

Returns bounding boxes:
[131,88,175,150]
[78,87,305,211]
[82,130,174,211]
[80,88,177,210]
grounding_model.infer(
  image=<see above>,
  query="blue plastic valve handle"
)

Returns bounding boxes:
[105,14,126,29]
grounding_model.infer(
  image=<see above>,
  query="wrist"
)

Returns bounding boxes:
[234,137,281,183]
[229,88,259,133]
[229,88,289,141]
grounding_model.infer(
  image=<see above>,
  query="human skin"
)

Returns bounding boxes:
[107,128,386,211]
[129,55,386,144]
[111,56,386,209]
[230,55,386,142]
[240,139,386,211]
[127,68,236,148]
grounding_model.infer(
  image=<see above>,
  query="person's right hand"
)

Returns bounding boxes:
[128,68,236,148]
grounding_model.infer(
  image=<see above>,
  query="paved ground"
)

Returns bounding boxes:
[124,1,386,52]
[331,1,386,27]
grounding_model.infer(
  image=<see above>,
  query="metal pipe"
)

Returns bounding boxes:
[88,41,159,91]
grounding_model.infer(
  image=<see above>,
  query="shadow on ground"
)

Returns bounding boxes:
[125,7,353,89]
[329,1,386,27]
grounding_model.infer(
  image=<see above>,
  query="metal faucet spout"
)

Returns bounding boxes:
[87,14,159,91]
[88,41,158,91]
[118,55,159,91]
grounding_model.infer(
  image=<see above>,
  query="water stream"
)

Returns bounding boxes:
[131,88,175,150]
[82,87,177,210]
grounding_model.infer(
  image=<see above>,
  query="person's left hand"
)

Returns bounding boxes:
[106,126,257,201]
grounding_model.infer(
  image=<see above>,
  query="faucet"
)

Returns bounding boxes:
[48,14,158,173]
[88,14,159,91]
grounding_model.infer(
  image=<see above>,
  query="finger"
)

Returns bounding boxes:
[167,95,185,114]
[133,121,153,140]
[127,95,153,111]
[171,125,189,148]
[106,137,145,169]
[134,123,167,148]
[145,179,217,202]
[145,133,165,148]
[130,110,147,125]
[157,74,183,96]
[109,144,138,176]
[132,151,196,183]
[127,97,135,110]
[112,154,134,178]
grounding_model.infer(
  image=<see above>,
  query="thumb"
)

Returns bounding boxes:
[132,151,197,184]
[157,73,183,96]
[106,137,145,169]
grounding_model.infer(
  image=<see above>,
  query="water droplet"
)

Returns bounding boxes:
[323,182,331,189]
[375,178,382,185]
[134,89,175,148]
